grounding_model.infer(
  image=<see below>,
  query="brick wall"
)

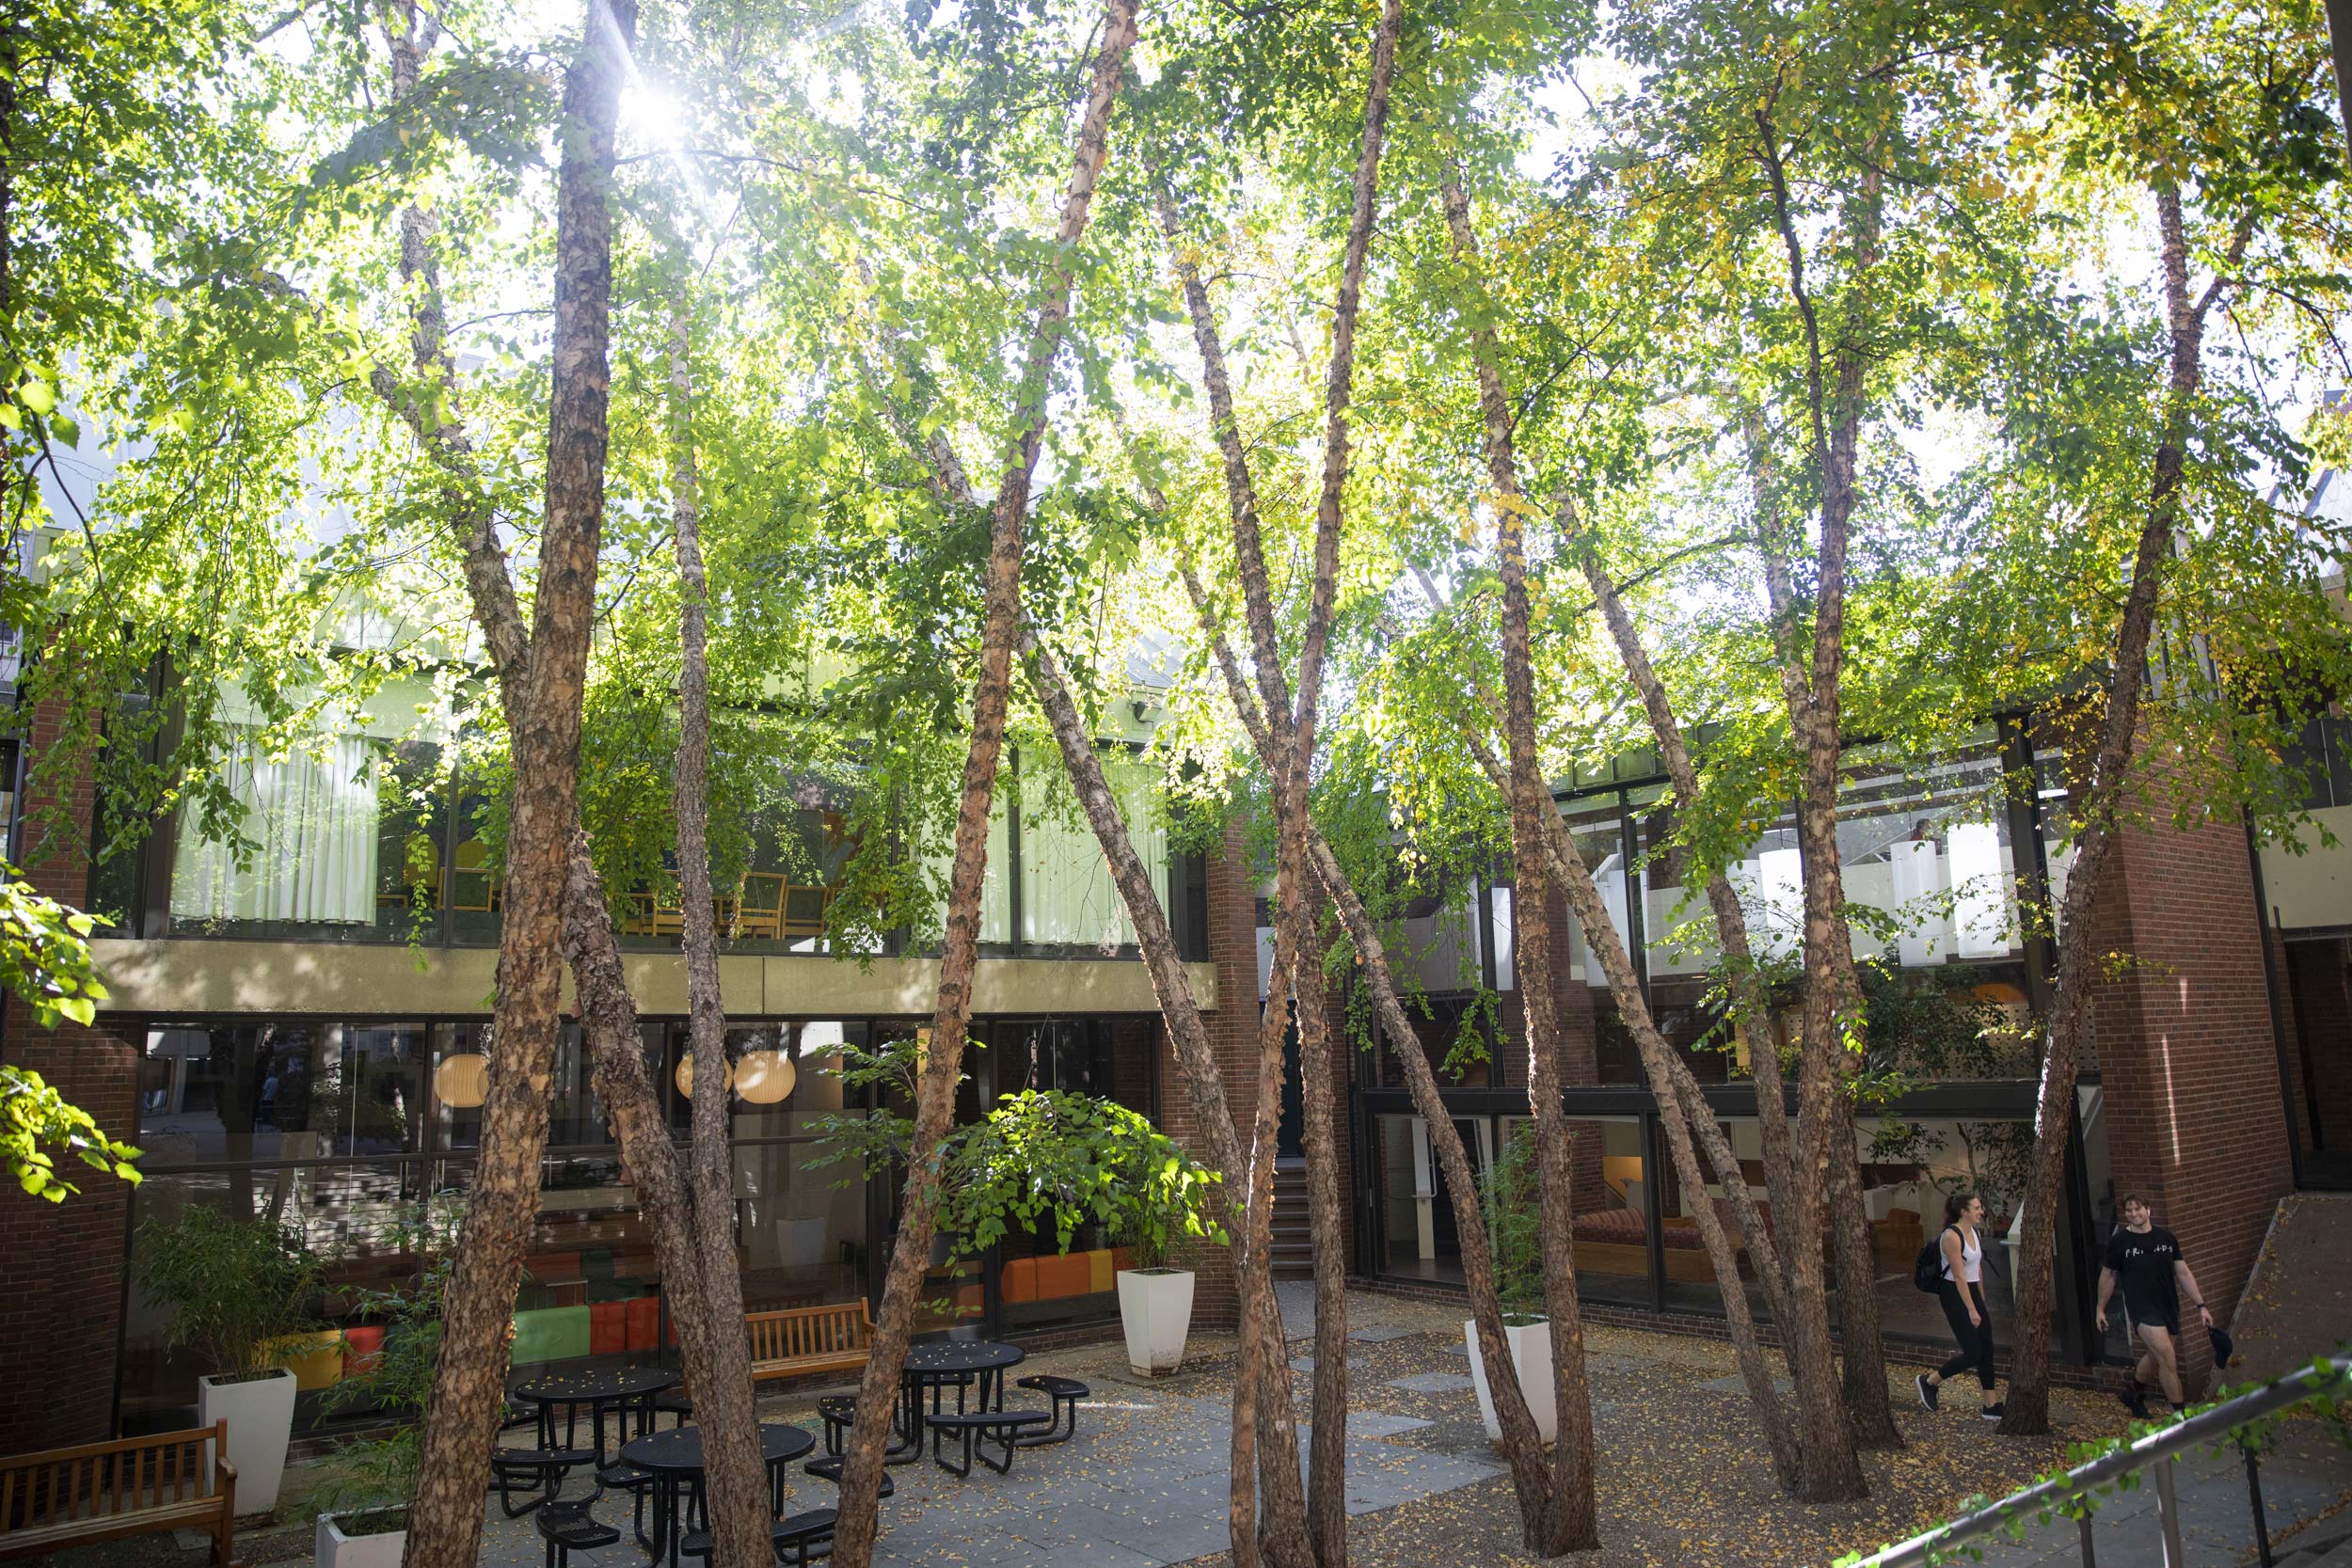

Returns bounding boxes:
[0,692,138,1453]
[1153,818,1261,1332]
[2088,794,2296,1397]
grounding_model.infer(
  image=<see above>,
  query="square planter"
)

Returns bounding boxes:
[198,1368,296,1515]
[1464,1317,1556,1446]
[1117,1268,1194,1376]
[317,1508,406,1568]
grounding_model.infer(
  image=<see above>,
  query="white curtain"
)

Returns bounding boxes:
[1021,760,1166,949]
[170,731,381,925]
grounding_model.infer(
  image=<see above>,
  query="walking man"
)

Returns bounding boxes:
[2095,1193,2214,1418]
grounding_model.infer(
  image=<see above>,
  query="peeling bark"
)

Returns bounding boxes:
[1175,561,1558,1543]
[664,293,770,1567]
[827,12,1138,1562]
[2002,185,2249,1434]
[1435,173,1600,1554]
[1438,166,1805,1496]
[400,6,634,1564]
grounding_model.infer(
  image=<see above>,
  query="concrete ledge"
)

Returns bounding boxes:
[90,938,1211,1020]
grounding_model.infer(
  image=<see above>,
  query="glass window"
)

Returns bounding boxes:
[1019,754,1165,951]
[920,786,1011,946]
[430,1022,491,1152]
[168,730,383,928]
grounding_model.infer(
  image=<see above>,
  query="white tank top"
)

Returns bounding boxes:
[1942,1225,1982,1284]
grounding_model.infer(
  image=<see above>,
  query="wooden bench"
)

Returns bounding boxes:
[0,1420,237,1565]
[747,1299,875,1383]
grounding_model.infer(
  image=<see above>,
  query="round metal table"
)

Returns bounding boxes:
[901,1339,1026,1432]
[513,1365,680,1465]
[621,1420,816,1568]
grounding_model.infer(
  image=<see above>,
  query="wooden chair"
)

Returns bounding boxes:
[0,1420,237,1565]
[780,883,832,940]
[731,873,786,941]
[451,838,500,913]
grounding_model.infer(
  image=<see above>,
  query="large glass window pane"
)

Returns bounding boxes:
[168,730,381,927]
[1372,1111,1494,1286]
[737,1139,866,1313]
[1019,755,1165,950]
[920,788,1010,946]
[1860,1114,2038,1349]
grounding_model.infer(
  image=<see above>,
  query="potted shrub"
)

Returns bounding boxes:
[811,1040,1224,1371]
[935,1087,1223,1376]
[1466,1127,1556,1444]
[312,1203,459,1567]
[136,1206,325,1515]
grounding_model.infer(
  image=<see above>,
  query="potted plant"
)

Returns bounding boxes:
[809,1042,1225,1372]
[312,1201,459,1567]
[938,1087,1222,1375]
[136,1205,325,1515]
[1467,1127,1556,1444]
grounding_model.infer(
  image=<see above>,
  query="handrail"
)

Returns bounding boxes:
[1847,1354,2350,1568]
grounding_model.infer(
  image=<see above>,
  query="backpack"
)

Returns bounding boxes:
[1913,1226,1955,1293]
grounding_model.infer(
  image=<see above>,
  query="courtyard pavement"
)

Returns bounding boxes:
[92,1282,2344,1568]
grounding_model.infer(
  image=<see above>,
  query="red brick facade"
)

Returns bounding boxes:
[1152,818,1261,1333]
[0,694,140,1454]
[2088,801,2296,1397]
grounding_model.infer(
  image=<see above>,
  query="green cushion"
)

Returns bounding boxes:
[511,1305,592,1365]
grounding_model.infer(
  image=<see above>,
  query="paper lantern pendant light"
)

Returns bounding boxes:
[434,1053,490,1110]
[735,1049,796,1105]
[675,1053,735,1100]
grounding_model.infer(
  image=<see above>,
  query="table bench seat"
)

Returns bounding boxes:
[927,1410,1053,1479]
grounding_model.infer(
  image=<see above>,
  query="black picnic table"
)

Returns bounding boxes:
[620,1420,817,1568]
[899,1339,1025,1433]
[513,1365,681,1466]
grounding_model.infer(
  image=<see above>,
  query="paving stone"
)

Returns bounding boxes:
[1581,1350,1661,1374]
[1388,1371,1478,1394]
[1699,1372,1795,1396]
[1346,1323,1423,1344]
[1291,1354,1367,1372]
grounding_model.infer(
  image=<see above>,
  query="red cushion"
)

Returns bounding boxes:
[625,1296,661,1353]
[590,1301,628,1356]
[342,1325,386,1378]
[1034,1253,1091,1300]
[999,1257,1039,1305]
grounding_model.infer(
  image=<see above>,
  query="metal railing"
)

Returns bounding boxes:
[1850,1354,2350,1568]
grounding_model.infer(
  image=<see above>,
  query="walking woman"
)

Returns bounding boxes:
[1916,1191,2004,1419]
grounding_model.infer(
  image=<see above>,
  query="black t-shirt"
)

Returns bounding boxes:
[2104,1225,2183,1324]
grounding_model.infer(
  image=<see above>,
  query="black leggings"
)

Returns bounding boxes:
[1935,1280,1995,1391]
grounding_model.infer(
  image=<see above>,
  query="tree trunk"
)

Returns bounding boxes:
[1175,565,1558,1541]
[664,292,770,1568]
[402,8,632,1566]
[368,8,731,1545]
[1017,625,1312,1565]
[1433,177,1604,1555]
[2003,182,2239,1433]
[859,255,1304,1566]
[826,13,1136,1563]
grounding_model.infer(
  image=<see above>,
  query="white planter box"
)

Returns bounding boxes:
[316,1510,406,1568]
[1464,1317,1556,1446]
[1117,1268,1195,1376]
[199,1369,296,1515]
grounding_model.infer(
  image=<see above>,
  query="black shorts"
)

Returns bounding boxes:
[2125,1299,2180,1338]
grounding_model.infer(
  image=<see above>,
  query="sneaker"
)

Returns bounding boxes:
[1979,1402,2006,1421]
[1916,1373,1938,1412]
[2120,1386,2150,1419]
